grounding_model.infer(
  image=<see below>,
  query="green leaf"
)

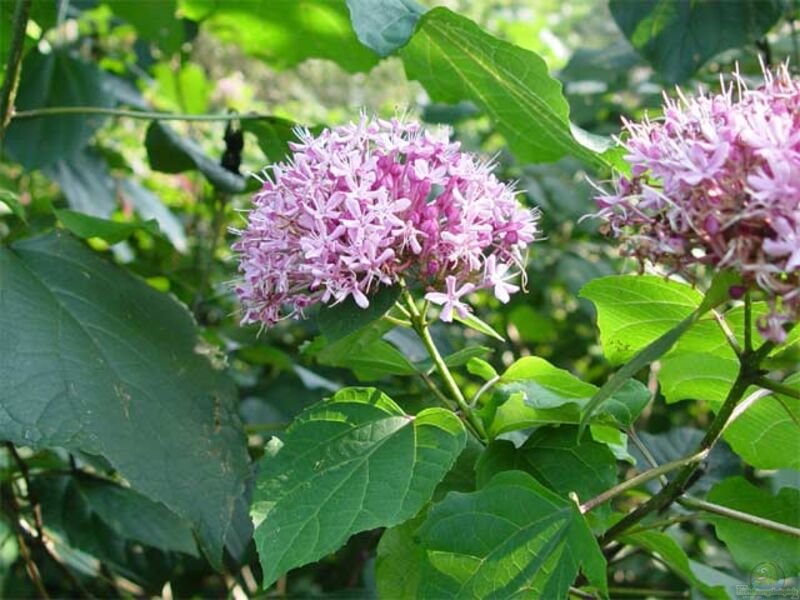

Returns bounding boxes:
[724,373,800,470]
[400,8,610,168]
[579,275,731,431]
[242,117,300,163]
[316,322,419,379]
[619,529,730,599]
[580,275,722,366]
[181,0,380,73]
[629,427,740,496]
[482,357,649,438]
[144,121,246,193]
[417,470,608,598]
[119,179,188,253]
[55,209,162,245]
[33,473,198,557]
[578,310,697,426]
[375,438,481,599]
[107,0,184,54]
[151,62,211,114]
[318,285,401,343]
[658,352,739,409]
[475,427,617,514]
[454,311,505,341]
[609,0,784,83]
[0,232,250,565]
[375,510,428,599]
[590,424,635,464]
[707,477,800,575]
[251,387,466,587]
[0,188,25,221]
[345,0,425,56]
[466,357,498,382]
[5,49,115,170]
[43,149,118,218]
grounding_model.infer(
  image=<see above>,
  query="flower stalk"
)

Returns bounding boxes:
[404,291,487,440]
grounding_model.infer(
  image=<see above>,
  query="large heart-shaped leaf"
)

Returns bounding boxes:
[609,0,784,83]
[400,7,611,169]
[180,0,379,73]
[4,49,114,170]
[251,387,466,587]
[475,427,617,516]
[416,470,608,598]
[0,232,250,565]
[724,373,800,470]
[707,477,800,576]
[579,275,724,366]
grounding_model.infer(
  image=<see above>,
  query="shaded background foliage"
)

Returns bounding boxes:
[0,0,798,597]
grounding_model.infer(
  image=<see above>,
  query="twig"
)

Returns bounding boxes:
[678,496,800,538]
[623,512,701,536]
[1,483,49,598]
[600,348,762,544]
[607,587,688,598]
[5,443,44,540]
[4,445,93,598]
[0,0,33,133]
[579,449,709,514]
[627,427,668,486]
[754,377,800,401]
[11,106,275,122]
[568,586,598,599]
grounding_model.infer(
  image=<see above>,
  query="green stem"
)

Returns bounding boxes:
[607,587,687,599]
[622,512,700,536]
[383,314,412,328]
[0,0,33,134]
[744,291,753,353]
[711,309,742,356]
[600,354,759,544]
[420,373,458,412]
[678,496,800,538]
[755,376,800,400]
[627,427,668,485]
[404,290,486,439]
[10,106,273,122]
[470,375,500,408]
[579,449,709,514]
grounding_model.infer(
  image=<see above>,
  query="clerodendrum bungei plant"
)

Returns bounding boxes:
[234,70,799,598]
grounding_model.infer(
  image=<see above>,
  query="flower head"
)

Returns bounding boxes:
[592,63,800,342]
[234,115,539,327]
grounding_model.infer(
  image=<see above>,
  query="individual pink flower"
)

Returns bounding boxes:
[484,255,520,303]
[591,63,800,342]
[233,114,539,327]
[425,276,476,322]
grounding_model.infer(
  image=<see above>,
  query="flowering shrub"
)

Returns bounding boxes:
[593,64,799,341]
[234,116,538,326]
[1,1,798,599]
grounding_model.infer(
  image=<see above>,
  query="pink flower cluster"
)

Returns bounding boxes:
[234,115,538,327]
[594,64,800,342]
